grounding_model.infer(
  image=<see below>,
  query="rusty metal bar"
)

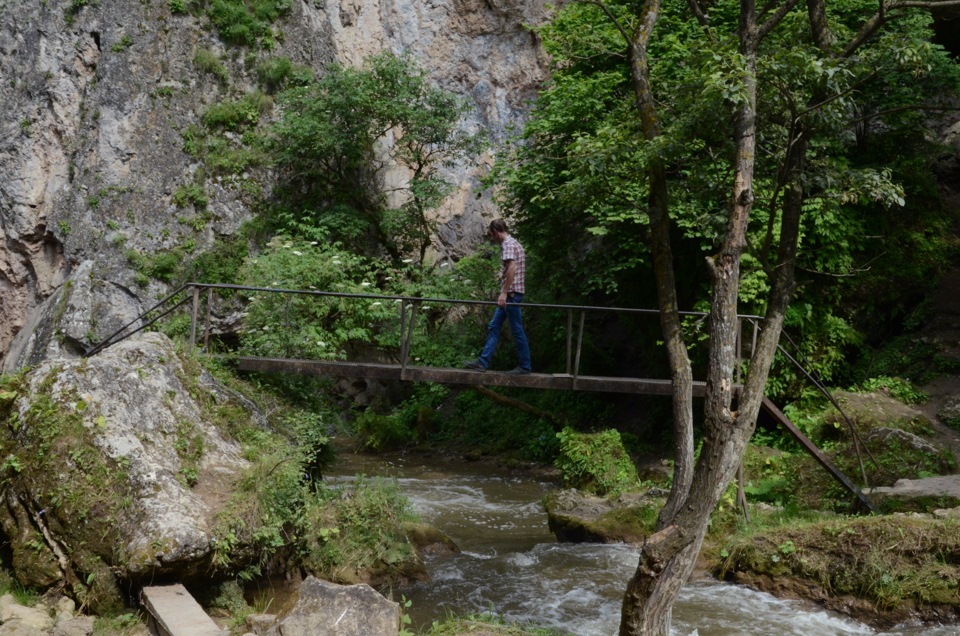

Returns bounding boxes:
[400,301,418,381]
[761,397,877,513]
[184,282,763,320]
[189,286,199,354]
[736,318,742,386]
[203,287,213,351]
[566,309,573,375]
[572,310,586,389]
[399,299,408,366]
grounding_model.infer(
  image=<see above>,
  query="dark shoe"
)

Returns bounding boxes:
[464,359,487,371]
[506,366,531,375]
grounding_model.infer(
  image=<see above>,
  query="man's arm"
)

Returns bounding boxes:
[499,260,516,307]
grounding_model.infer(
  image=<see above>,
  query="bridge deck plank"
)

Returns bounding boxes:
[236,357,708,396]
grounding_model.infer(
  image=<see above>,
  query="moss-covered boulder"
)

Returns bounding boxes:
[719,515,960,628]
[0,333,263,610]
[543,488,662,544]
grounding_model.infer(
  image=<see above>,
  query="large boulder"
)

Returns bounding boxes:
[0,332,254,611]
[265,576,399,636]
[543,488,665,544]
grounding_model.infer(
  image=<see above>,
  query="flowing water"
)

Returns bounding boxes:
[329,453,959,636]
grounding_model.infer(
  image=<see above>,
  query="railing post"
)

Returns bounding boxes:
[284,294,292,358]
[189,285,199,354]
[401,301,418,381]
[573,310,585,390]
[203,287,213,351]
[399,299,408,367]
[566,309,573,375]
[736,318,743,387]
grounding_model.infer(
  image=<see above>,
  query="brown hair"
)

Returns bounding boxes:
[489,219,508,234]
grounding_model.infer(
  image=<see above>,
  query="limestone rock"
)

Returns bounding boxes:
[0,0,553,368]
[0,598,54,631]
[51,616,94,636]
[2,260,142,372]
[265,577,399,636]
[0,332,256,606]
[244,613,277,634]
[937,395,960,428]
[543,488,660,544]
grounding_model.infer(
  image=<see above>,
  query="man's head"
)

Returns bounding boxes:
[488,219,508,244]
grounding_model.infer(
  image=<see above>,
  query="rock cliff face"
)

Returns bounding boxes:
[0,0,552,367]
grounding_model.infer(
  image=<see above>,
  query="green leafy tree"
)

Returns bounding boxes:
[493,0,960,633]
[238,236,397,360]
[270,51,486,263]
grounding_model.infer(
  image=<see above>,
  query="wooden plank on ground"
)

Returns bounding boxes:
[141,585,228,636]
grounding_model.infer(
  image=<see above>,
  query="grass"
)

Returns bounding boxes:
[421,614,563,635]
[718,515,960,610]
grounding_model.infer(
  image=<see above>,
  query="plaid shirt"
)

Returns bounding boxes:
[500,234,526,294]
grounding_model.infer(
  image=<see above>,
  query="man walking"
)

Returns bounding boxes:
[464,220,532,374]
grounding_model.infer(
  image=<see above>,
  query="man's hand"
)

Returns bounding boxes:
[498,291,508,307]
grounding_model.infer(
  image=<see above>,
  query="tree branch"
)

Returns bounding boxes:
[844,0,960,57]
[471,386,565,427]
[758,0,803,41]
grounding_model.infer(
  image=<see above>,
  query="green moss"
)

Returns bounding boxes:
[298,476,423,584]
[0,369,132,609]
[720,516,960,610]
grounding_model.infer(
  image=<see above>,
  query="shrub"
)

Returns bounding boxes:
[193,48,228,82]
[297,476,421,584]
[555,427,638,496]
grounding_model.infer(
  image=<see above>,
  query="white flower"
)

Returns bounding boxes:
[316,341,326,347]
[361,282,371,287]
[463,279,472,284]
[310,241,318,245]
[440,262,450,267]
[384,276,393,281]
[292,250,303,256]
[370,302,382,307]
[332,259,341,265]
[422,306,431,310]
[308,285,317,290]
[394,299,402,303]
[402,258,414,264]
[262,326,270,331]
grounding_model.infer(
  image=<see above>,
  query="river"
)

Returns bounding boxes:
[329,453,959,636]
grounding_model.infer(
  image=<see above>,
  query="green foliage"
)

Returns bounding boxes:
[202,92,272,132]
[352,409,413,452]
[297,476,421,583]
[720,517,960,610]
[168,0,187,14]
[855,376,927,405]
[110,35,133,52]
[193,48,228,82]
[554,427,638,496]
[206,0,289,48]
[254,56,313,93]
[172,182,209,209]
[269,51,485,261]
[491,0,960,401]
[238,236,396,359]
[424,614,563,635]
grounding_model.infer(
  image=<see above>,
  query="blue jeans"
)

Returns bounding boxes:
[478,293,532,371]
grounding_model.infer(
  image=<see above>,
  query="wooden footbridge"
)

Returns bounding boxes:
[87,283,878,512]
